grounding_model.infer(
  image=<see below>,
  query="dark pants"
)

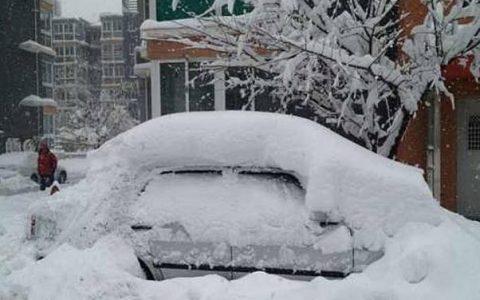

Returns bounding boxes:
[39,174,54,191]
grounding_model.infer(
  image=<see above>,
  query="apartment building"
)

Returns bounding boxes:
[100,10,142,119]
[0,0,57,152]
[100,14,126,96]
[53,17,92,106]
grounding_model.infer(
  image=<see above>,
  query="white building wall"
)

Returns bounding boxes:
[150,61,161,117]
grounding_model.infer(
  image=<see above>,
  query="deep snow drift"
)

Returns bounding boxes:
[1,112,479,300]
[3,214,480,300]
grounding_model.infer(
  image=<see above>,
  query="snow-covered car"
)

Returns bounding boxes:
[27,112,440,281]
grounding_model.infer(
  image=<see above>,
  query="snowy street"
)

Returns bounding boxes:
[0,192,37,277]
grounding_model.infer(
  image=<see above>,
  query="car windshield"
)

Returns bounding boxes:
[130,168,314,247]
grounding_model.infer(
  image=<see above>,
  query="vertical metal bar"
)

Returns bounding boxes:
[34,0,42,137]
[426,92,442,202]
[185,60,189,112]
[433,96,442,202]
[230,246,234,280]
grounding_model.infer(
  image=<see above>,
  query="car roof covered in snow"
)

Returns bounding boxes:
[89,111,441,250]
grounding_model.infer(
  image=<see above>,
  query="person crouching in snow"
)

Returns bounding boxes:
[37,139,57,191]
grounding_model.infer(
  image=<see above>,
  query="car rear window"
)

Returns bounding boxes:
[132,167,311,247]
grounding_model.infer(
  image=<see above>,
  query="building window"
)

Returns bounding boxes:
[103,21,110,31]
[115,65,124,77]
[42,62,53,84]
[55,65,64,80]
[225,67,278,111]
[103,65,114,77]
[160,63,186,115]
[160,62,215,115]
[113,20,122,31]
[468,115,480,150]
[40,12,52,31]
[188,62,214,111]
[66,65,75,79]
[64,46,75,56]
[54,24,62,33]
[64,23,73,33]
[113,43,123,60]
[225,67,251,110]
[42,33,52,47]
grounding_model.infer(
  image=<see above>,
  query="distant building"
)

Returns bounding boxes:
[53,17,92,106]
[129,0,151,122]
[100,14,125,95]
[54,0,61,16]
[100,11,143,119]
[86,24,102,99]
[0,0,57,152]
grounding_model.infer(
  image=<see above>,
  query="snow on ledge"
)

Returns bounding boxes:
[19,95,58,108]
[90,111,442,250]
[140,15,251,39]
[18,40,56,57]
[141,18,217,39]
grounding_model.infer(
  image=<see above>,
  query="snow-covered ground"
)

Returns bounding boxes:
[0,151,89,196]
[2,215,480,300]
[1,112,480,299]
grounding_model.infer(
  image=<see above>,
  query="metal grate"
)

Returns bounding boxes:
[468,115,480,150]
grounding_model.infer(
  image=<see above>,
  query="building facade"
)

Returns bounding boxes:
[100,14,126,96]
[139,0,274,119]
[53,17,92,106]
[395,0,480,221]
[0,0,57,152]
[100,10,143,119]
[52,17,102,150]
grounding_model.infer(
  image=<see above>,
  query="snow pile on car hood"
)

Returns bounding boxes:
[88,111,441,249]
[3,214,480,300]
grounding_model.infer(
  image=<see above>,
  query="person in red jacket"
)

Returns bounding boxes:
[37,139,57,191]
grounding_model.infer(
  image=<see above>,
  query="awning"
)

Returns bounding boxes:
[19,95,58,108]
[19,40,56,57]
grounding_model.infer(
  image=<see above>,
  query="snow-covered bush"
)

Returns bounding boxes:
[58,102,138,152]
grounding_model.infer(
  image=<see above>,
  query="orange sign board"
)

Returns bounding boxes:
[43,106,57,115]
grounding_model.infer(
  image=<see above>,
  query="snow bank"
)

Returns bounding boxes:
[0,153,38,195]
[3,215,480,300]
[89,111,441,250]
[0,152,35,173]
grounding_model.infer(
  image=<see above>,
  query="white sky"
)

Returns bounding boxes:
[60,0,122,23]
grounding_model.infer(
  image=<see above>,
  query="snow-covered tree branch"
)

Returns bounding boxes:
[57,87,138,151]
[164,0,480,156]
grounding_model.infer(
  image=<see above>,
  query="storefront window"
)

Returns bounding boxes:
[225,67,278,111]
[160,63,186,115]
[188,62,214,111]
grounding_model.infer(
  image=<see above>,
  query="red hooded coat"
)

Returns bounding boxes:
[38,148,57,176]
